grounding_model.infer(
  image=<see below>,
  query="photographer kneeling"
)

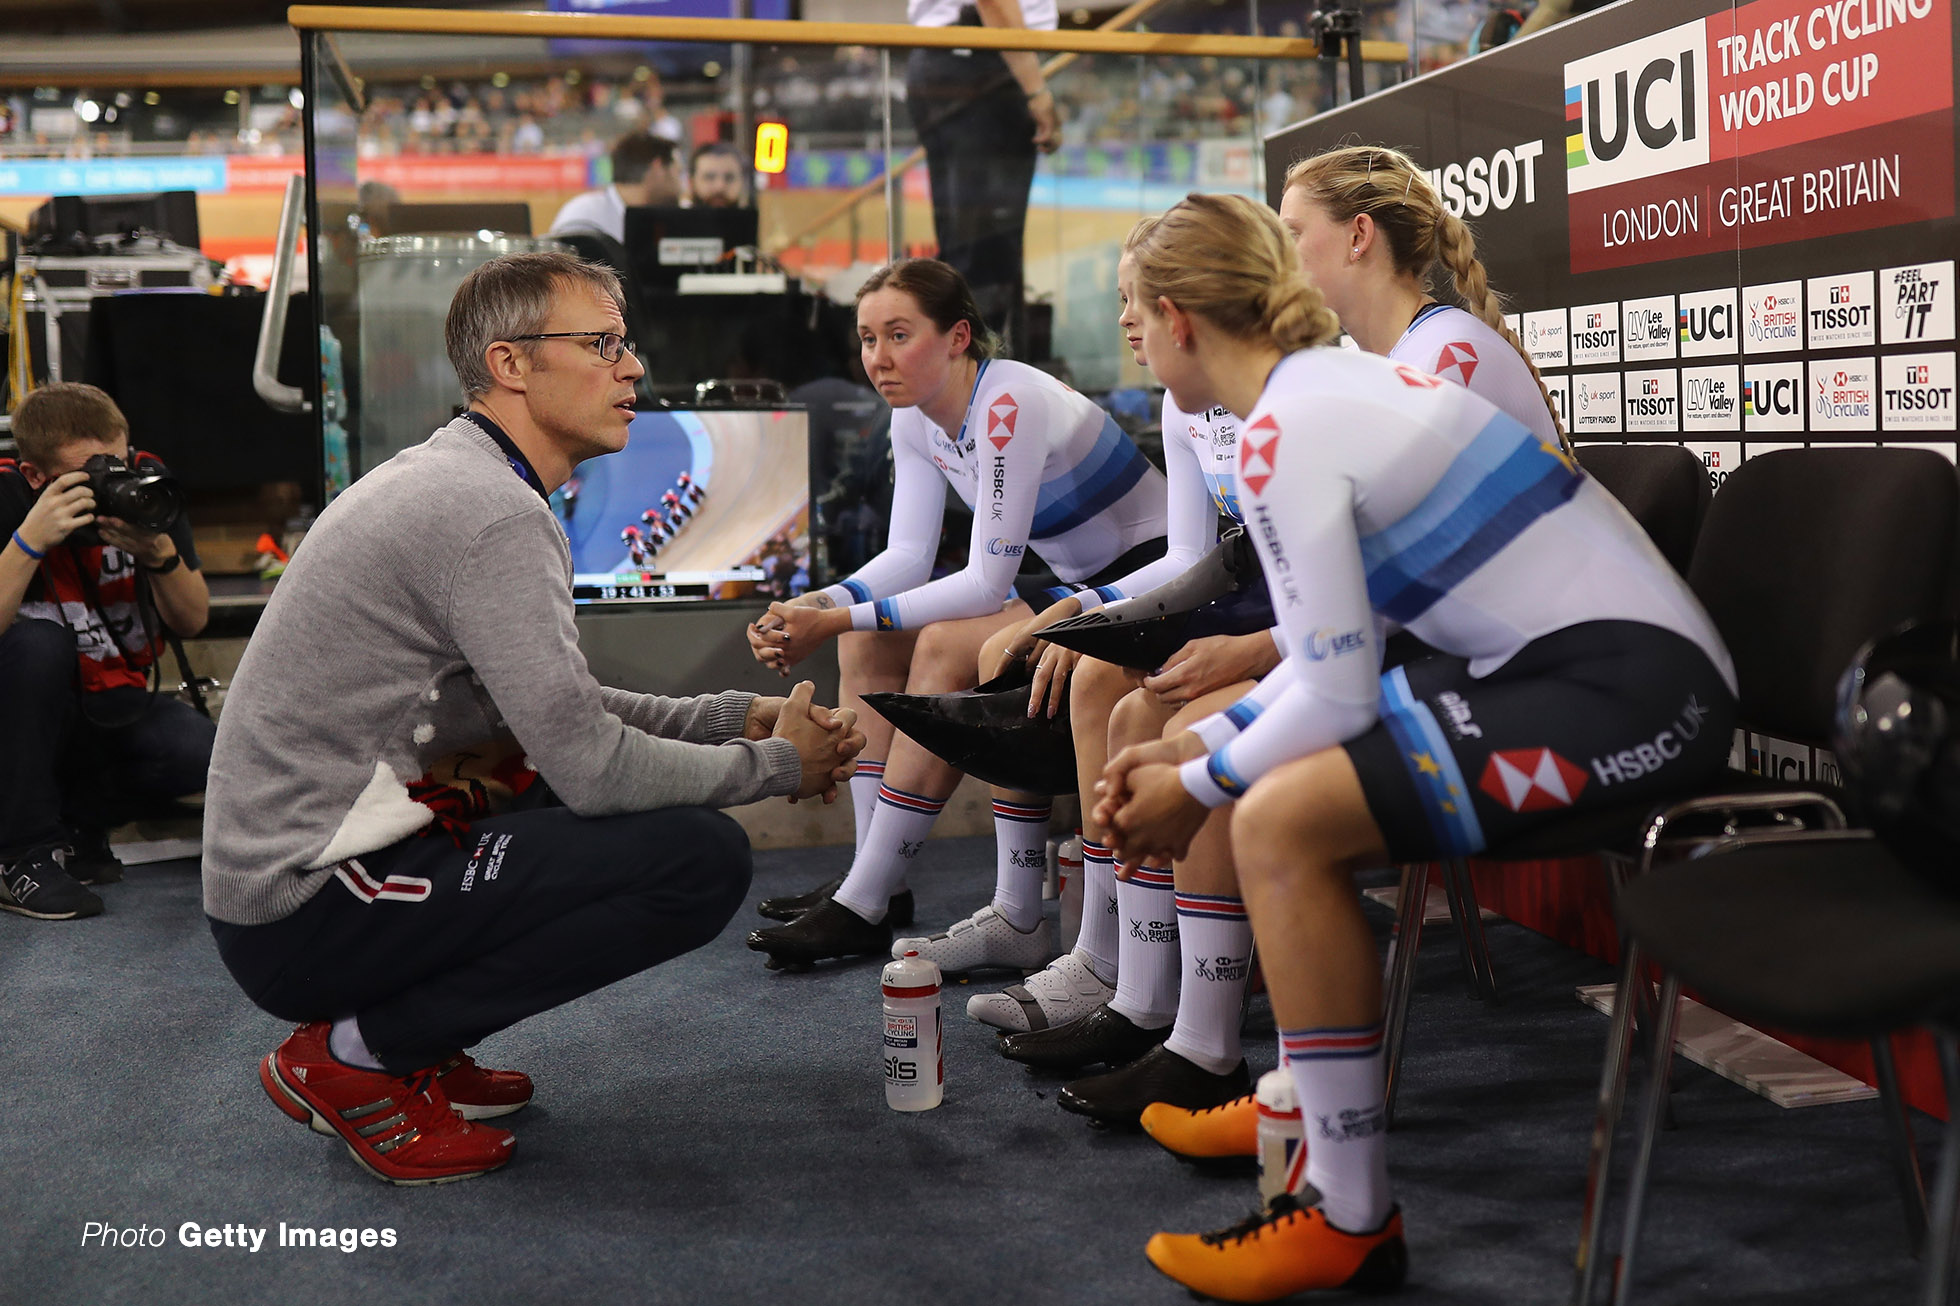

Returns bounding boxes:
[0,382,212,921]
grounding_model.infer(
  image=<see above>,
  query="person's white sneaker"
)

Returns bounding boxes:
[966,947,1115,1031]
[892,904,1056,976]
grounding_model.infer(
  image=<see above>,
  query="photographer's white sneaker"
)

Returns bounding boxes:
[967,948,1115,1031]
[893,904,1055,976]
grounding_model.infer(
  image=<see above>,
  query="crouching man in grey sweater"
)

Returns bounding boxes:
[202,251,863,1186]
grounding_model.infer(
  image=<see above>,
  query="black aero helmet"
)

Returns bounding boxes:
[1833,618,1960,887]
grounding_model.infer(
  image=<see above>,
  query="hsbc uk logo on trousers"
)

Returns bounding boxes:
[1591,694,1711,786]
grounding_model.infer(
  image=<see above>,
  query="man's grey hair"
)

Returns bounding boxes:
[445,251,627,401]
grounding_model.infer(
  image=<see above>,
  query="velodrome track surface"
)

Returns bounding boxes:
[653,409,807,576]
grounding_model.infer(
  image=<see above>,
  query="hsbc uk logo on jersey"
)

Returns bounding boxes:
[986,393,1018,449]
[1882,262,1957,345]
[1241,415,1280,496]
[1432,341,1480,386]
[1478,747,1588,813]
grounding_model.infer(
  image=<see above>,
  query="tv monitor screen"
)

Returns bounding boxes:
[29,189,200,248]
[622,205,760,292]
[557,406,810,605]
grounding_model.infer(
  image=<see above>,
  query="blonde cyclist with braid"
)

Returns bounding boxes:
[1003,147,1577,1133]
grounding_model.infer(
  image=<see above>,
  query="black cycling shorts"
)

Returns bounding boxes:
[1018,537,1168,616]
[1344,620,1737,862]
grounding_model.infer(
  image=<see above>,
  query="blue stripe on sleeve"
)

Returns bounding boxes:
[840,577,872,603]
[1361,415,1582,625]
[1030,414,1152,539]
[1223,699,1261,732]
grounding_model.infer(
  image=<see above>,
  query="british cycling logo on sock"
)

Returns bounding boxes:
[1129,917,1177,944]
[898,839,926,859]
[1193,953,1251,983]
[1009,848,1039,868]
[1317,1105,1386,1143]
[1477,747,1589,812]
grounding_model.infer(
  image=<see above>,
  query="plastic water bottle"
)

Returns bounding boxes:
[882,950,943,1111]
[1256,1069,1306,1205]
[1057,834,1084,950]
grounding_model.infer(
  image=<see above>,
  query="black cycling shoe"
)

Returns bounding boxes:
[997,1004,1169,1071]
[746,898,893,967]
[756,877,914,927]
[1058,1044,1251,1128]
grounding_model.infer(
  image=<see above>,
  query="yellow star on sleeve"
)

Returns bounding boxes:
[1410,751,1443,778]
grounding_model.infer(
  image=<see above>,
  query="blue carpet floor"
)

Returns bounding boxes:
[0,834,1938,1305]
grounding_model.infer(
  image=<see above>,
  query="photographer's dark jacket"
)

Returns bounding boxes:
[0,453,199,694]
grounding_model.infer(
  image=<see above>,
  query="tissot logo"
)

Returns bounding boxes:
[1564,21,1710,194]
[1805,271,1875,349]
[1624,369,1678,431]
[1881,352,1958,431]
[1570,302,1621,365]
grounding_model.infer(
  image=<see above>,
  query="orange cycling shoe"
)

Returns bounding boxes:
[1145,1192,1407,1303]
[1140,1092,1258,1160]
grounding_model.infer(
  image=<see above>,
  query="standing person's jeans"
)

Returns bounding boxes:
[0,618,215,860]
[907,43,1039,352]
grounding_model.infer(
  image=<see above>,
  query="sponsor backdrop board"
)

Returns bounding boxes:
[1264,0,1960,781]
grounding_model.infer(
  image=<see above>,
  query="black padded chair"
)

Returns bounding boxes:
[1566,449,1960,1303]
[1576,443,1711,576]
[1608,825,1960,1306]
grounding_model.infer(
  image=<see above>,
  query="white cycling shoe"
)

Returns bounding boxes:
[892,904,1056,976]
[966,947,1116,1032]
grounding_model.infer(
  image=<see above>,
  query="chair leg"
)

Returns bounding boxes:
[1613,973,1683,1306]
[1573,944,1647,1306]
[1874,1031,1931,1257]
[1440,856,1500,1005]
[1381,861,1427,1130]
[1920,1030,1960,1306]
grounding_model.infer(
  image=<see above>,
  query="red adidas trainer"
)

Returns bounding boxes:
[433,1051,534,1120]
[260,1023,516,1186]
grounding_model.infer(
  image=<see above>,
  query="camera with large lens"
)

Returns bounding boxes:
[69,453,185,545]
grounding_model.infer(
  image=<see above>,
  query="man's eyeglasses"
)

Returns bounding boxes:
[505,331,637,363]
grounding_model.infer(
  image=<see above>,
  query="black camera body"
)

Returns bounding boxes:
[69,453,185,545]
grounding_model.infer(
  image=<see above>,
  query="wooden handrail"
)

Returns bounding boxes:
[285,6,1407,62]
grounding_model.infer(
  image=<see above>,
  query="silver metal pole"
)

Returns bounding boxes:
[882,48,898,260]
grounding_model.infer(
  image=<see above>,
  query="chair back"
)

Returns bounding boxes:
[1688,448,1959,743]
[1577,443,1711,575]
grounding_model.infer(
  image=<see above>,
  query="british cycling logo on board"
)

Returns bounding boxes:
[1477,748,1589,813]
[1433,342,1479,386]
[987,394,1018,449]
[1240,415,1280,496]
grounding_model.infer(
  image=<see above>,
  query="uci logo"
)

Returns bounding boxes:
[1565,21,1709,194]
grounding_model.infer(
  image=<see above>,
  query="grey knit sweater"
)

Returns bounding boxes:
[202,417,800,926]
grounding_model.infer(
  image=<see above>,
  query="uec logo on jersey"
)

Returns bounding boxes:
[985,537,1025,557]
[1305,628,1367,660]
